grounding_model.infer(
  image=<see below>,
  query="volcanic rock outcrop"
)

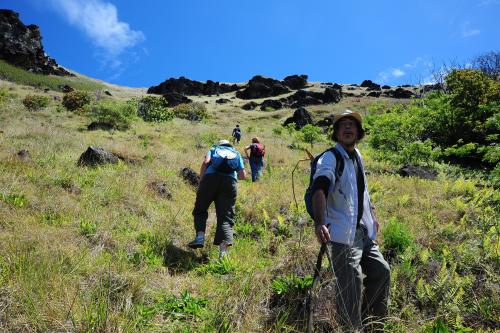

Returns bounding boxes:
[283,107,313,129]
[235,75,290,99]
[147,76,240,96]
[0,10,73,76]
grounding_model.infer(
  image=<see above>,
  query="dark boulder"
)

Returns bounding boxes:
[283,107,313,129]
[360,80,381,91]
[216,98,231,104]
[77,146,119,167]
[236,75,290,99]
[241,101,258,110]
[382,85,391,89]
[163,92,192,107]
[398,165,437,180]
[260,99,283,110]
[87,121,115,131]
[104,90,112,96]
[384,87,414,99]
[148,181,172,199]
[147,76,240,96]
[288,87,341,107]
[367,91,381,98]
[17,149,30,158]
[283,74,308,90]
[316,114,335,128]
[180,167,200,187]
[0,10,73,76]
[59,85,74,93]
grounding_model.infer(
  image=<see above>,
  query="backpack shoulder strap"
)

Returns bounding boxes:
[330,147,344,182]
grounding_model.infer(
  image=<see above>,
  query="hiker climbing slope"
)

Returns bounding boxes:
[310,110,390,332]
[188,140,246,258]
[232,124,241,144]
[244,137,265,182]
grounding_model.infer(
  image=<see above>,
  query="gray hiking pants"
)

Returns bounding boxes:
[330,226,390,332]
[192,173,237,246]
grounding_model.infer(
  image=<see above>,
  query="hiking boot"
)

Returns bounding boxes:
[187,235,205,249]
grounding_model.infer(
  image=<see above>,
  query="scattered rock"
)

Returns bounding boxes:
[59,85,74,93]
[283,74,308,90]
[0,10,74,76]
[215,98,231,104]
[260,99,283,111]
[241,101,259,110]
[367,91,381,98]
[398,165,437,180]
[77,146,119,167]
[148,181,172,199]
[87,121,115,131]
[384,87,414,99]
[360,80,381,91]
[104,90,112,96]
[288,87,342,107]
[162,92,192,107]
[17,149,30,158]
[283,107,313,129]
[147,76,240,95]
[236,75,290,99]
[180,167,200,187]
[382,85,391,89]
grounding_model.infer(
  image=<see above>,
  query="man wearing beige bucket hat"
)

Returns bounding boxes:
[311,110,390,332]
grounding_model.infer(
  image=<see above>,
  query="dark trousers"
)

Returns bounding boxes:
[192,173,237,245]
[330,227,390,332]
[249,156,264,182]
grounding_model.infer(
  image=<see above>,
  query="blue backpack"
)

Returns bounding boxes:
[210,146,240,173]
[304,147,344,220]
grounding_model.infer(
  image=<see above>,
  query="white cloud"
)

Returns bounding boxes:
[49,0,145,57]
[392,68,405,77]
[461,22,480,38]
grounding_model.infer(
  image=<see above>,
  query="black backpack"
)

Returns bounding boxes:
[304,147,344,220]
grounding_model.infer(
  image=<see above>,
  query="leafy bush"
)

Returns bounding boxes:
[173,102,207,121]
[195,256,237,275]
[137,291,207,326]
[137,95,173,122]
[90,100,137,130]
[381,217,413,256]
[62,90,92,111]
[22,94,50,111]
[0,192,27,207]
[79,219,97,237]
[294,124,325,149]
[271,274,313,295]
[130,231,165,267]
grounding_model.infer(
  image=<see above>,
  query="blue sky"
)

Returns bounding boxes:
[3,0,500,87]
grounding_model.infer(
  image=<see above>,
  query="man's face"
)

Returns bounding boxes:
[336,117,359,146]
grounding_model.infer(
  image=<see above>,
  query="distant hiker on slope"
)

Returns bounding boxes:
[310,110,390,332]
[188,140,246,258]
[244,137,265,182]
[232,124,241,144]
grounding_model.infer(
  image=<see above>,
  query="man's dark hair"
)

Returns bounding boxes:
[331,117,365,142]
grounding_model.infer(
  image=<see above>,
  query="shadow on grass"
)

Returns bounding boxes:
[163,242,208,274]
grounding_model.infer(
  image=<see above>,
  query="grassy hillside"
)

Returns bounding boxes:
[0,80,498,332]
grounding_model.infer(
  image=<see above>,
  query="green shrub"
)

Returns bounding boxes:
[271,274,313,295]
[62,90,92,111]
[79,219,97,237]
[137,291,207,326]
[137,95,173,122]
[295,124,325,149]
[90,100,137,130]
[0,86,9,105]
[195,256,237,275]
[381,217,413,256]
[0,193,27,207]
[173,102,207,121]
[130,231,165,267]
[22,94,50,111]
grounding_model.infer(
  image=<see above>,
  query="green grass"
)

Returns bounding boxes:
[0,80,498,332]
[0,59,106,92]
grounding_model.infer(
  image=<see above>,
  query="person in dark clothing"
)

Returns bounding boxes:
[232,124,241,144]
[244,137,265,182]
[188,140,246,258]
[311,110,390,332]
